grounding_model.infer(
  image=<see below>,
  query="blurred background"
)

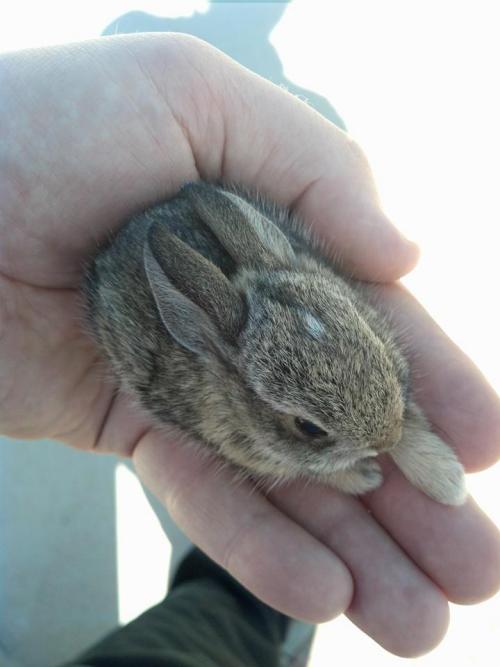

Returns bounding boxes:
[1,1,499,665]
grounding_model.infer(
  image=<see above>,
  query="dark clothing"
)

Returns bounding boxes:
[62,549,291,667]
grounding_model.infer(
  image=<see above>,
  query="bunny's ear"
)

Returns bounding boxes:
[144,223,245,359]
[181,182,296,269]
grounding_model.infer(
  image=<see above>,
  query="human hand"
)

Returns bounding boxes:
[1,34,499,657]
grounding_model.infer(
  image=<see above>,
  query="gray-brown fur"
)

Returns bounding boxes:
[82,182,466,504]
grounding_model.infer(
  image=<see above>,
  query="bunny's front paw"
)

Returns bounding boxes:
[332,458,383,495]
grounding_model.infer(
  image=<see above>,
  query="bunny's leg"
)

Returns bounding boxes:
[390,401,467,506]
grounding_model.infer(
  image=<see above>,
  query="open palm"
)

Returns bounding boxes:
[1,34,499,657]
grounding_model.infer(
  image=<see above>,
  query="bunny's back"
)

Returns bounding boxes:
[82,192,245,432]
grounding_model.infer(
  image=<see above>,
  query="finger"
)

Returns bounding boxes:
[367,458,500,604]
[152,35,419,281]
[0,34,417,288]
[370,282,500,470]
[270,481,449,658]
[133,428,353,623]
[218,57,419,281]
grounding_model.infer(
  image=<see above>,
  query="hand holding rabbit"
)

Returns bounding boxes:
[1,35,499,656]
[84,182,465,505]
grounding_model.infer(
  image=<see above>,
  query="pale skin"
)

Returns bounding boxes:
[1,34,499,658]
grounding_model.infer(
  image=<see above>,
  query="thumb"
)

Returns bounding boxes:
[176,37,419,280]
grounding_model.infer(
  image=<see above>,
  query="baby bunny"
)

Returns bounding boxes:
[83,182,466,505]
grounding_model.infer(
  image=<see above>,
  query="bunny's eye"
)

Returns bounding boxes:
[294,417,327,438]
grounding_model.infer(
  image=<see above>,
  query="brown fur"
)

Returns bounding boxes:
[82,182,465,505]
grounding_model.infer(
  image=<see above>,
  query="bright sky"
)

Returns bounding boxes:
[2,2,499,665]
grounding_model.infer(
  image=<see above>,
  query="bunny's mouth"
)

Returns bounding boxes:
[327,448,378,470]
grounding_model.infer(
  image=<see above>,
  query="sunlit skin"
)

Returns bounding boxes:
[1,34,499,657]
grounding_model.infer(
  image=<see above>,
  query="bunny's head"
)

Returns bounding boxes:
[144,183,410,483]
